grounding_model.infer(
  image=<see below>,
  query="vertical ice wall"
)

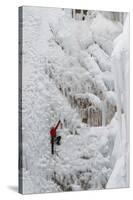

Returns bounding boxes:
[107,14,129,188]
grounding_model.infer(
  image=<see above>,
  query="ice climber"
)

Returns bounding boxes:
[50,120,62,154]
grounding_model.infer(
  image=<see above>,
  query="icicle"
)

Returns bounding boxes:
[102,99,106,126]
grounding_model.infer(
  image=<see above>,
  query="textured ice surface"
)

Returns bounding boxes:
[21,7,129,193]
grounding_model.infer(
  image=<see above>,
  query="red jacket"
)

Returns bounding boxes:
[50,127,56,137]
[50,120,60,138]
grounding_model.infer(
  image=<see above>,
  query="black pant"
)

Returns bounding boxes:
[56,136,61,145]
[51,137,54,155]
[51,136,61,154]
